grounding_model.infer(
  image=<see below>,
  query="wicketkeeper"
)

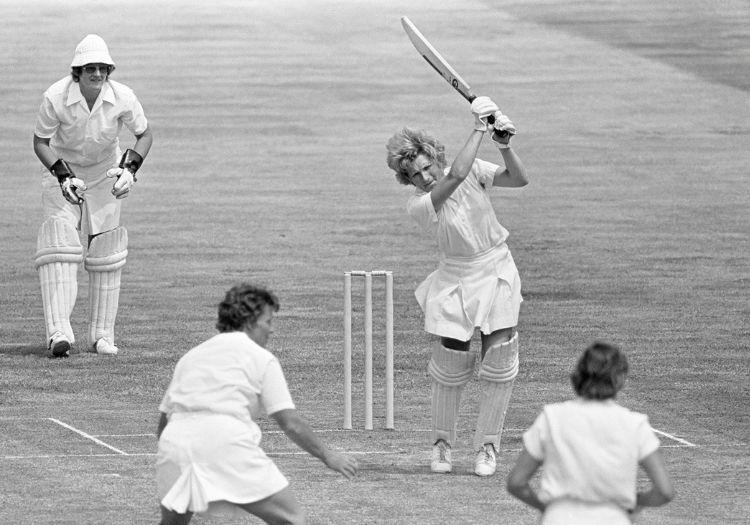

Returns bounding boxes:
[385,97,527,476]
[32,34,153,357]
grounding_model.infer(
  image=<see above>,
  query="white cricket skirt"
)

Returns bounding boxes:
[156,412,289,517]
[415,242,522,340]
[41,156,122,236]
[540,499,631,525]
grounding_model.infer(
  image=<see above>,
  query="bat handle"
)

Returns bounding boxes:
[487,114,510,138]
[488,115,510,140]
[492,129,511,141]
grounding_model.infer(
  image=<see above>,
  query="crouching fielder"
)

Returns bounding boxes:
[156,284,358,525]
[32,34,153,357]
[386,97,528,477]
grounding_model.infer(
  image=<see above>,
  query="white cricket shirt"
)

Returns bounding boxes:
[523,398,660,510]
[407,158,509,258]
[159,331,296,426]
[34,76,148,166]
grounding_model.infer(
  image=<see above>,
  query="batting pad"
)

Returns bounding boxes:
[35,218,83,342]
[473,333,519,450]
[428,344,475,445]
[84,227,128,346]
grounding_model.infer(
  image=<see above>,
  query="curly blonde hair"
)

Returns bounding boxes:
[385,127,446,185]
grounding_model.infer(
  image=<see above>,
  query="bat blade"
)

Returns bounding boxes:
[401,16,476,103]
[401,16,510,137]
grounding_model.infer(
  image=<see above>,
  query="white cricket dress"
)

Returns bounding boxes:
[34,76,148,235]
[156,331,296,517]
[523,398,660,525]
[408,158,522,340]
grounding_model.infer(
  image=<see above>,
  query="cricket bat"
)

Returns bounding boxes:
[401,16,511,139]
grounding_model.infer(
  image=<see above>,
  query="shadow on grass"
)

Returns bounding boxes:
[0,344,47,357]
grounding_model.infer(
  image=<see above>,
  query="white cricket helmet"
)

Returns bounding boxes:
[70,34,115,67]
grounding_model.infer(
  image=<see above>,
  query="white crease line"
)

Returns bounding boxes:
[261,428,527,434]
[47,418,129,455]
[93,434,156,437]
[0,450,401,460]
[652,428,697,447]
[3,453,155,459]
[1,441,712,460]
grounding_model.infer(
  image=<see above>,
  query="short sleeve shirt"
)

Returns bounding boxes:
[35,77,148,166]
[158,332,296,424]
[406,158,509,258]
[523,398,660,509]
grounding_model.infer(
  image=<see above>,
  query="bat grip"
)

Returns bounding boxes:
[469,96,508,138]
[487,115,510,139]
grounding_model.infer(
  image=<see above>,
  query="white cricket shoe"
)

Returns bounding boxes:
[431,440,452,473]
[49,332,71,358]
[93,338,119,356]
[474,443,497,477]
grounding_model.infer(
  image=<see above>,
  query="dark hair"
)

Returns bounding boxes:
[70,65,114,82]
[216,283,280,333]
[570,342,629,400]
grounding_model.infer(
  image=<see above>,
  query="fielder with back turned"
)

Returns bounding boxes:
[32,34,153,357]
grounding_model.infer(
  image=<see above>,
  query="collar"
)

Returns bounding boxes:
[65,80,116,107]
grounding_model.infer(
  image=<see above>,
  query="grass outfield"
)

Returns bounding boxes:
[1,0,748,523]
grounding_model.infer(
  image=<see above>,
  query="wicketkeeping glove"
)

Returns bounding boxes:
[50,159,86,205]
[471,96,499,132]
[490,112,517,149]
[107,149,143,199]
[106,167,135,199]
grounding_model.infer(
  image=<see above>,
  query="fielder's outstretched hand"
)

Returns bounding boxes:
[491,111,517,148]
[471,96,499,132]
[106,167,135,199]
[324,450,359,479]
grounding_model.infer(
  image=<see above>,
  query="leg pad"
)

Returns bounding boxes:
[428,344,475,445]
[85,227,128,346]
[35,218,82,343]
[473,333,519,450]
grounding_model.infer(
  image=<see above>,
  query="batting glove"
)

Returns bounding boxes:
[490,112,517,149]
[106,167,135,199]
[471,96,499,132]
[50,159,86,205]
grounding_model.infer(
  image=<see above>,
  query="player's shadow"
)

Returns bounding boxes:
[0,344,55,358]
[363,462,485,478]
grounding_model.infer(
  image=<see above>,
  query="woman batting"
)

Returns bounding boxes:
[33,34,153,357]
[386,96,528,476]
[156,283,358,524]
[507,342,675,523]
